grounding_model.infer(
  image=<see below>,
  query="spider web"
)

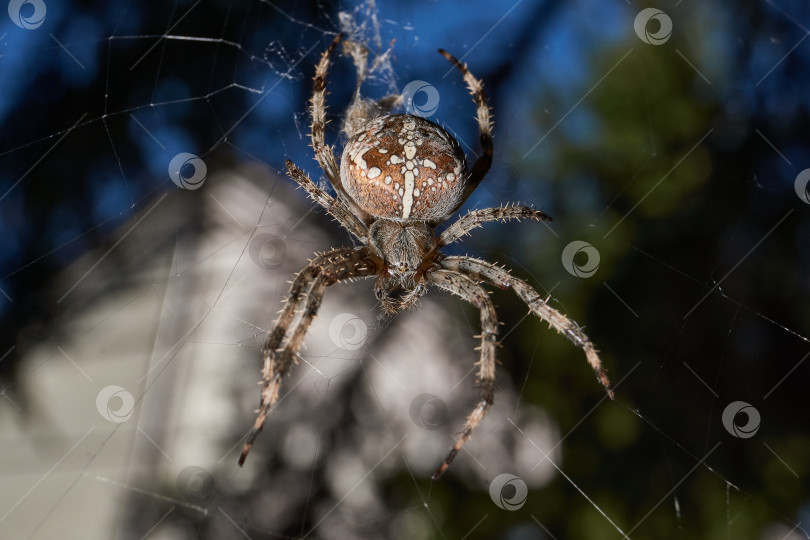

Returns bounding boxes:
[0,0,808,539]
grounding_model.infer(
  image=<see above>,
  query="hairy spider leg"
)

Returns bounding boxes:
[239,248,380,465]
[310,34,372,225]
[428,269,499,479]
[436,205,552,248]
[438,49,493,217]
[442,256,614,398]
[285,160,367,242]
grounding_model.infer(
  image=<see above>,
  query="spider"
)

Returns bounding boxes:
[239,35,614,479]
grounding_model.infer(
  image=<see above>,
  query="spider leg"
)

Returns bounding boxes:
[238,264,319,466]
[442,256,614,399]
[311,35,343,184]
[340,36,401,136]
[437,205,552,248]
[239,247,381,465]
[310,34,372,224]
[428,269,498,479]
[286,160,367,242]
[438,49,493,210]
[340,43,402,137]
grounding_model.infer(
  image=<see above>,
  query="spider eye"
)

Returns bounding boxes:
[341,114,467,220]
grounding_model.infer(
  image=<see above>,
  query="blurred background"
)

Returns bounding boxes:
[1,0,809,538]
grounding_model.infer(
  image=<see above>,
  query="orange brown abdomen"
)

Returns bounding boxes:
[341,114,467,220]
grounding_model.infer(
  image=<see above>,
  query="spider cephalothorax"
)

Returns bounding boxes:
[239,35,614,479]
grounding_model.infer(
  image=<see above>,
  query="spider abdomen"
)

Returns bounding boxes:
[341,114,467,221]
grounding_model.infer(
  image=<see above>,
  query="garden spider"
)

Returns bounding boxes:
[239,35,614,479]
